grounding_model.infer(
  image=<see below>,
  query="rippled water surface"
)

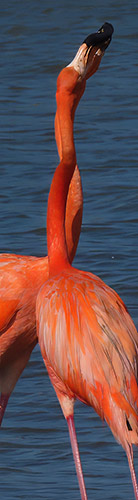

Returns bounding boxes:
[0,1,138,499]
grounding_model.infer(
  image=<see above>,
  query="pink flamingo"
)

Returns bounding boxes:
[36,23,138,500]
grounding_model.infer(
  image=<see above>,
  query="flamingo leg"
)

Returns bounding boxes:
[127,447,138,500]
[66,415,88,500]
[0,393,10,425]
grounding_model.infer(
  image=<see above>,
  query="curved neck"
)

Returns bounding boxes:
[47,157,76,275]
[47,69,85,276]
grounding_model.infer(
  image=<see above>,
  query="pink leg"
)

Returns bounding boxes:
[0,393,10,425]
[127,447,138,500]
[66,415,88,500]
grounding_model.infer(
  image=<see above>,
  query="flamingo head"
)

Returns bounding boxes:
[68,22,114,81]
[56,22,114,108]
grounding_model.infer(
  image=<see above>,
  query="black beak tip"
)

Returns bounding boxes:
[83,22,114,48]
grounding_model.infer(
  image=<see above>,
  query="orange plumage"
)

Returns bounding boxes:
[37,268,138,449]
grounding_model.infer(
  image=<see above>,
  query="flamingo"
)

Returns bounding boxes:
[0,120,83,424]
[36,23,138,500]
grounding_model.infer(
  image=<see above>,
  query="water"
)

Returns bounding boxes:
[0,1,138,499]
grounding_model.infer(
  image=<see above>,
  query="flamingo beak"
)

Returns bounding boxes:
[83,22,114,53]
[83,22,114,80]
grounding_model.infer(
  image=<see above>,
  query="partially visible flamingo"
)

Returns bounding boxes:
[36,23,138,500]
[0,129,83,423]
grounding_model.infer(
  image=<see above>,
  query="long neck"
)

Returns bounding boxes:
[47,69,85,276]
[55,98,83,266]
[54,91,75,161]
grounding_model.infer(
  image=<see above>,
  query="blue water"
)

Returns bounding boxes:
[0,1,138,499]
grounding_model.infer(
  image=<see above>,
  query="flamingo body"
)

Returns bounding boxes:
[37,267,138,451]
[0,254,48,420]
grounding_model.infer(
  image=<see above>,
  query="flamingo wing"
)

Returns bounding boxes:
[0,254,48,421]
[37,269,138,452]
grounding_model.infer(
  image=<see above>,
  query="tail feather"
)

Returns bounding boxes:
[106,392,138,450]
